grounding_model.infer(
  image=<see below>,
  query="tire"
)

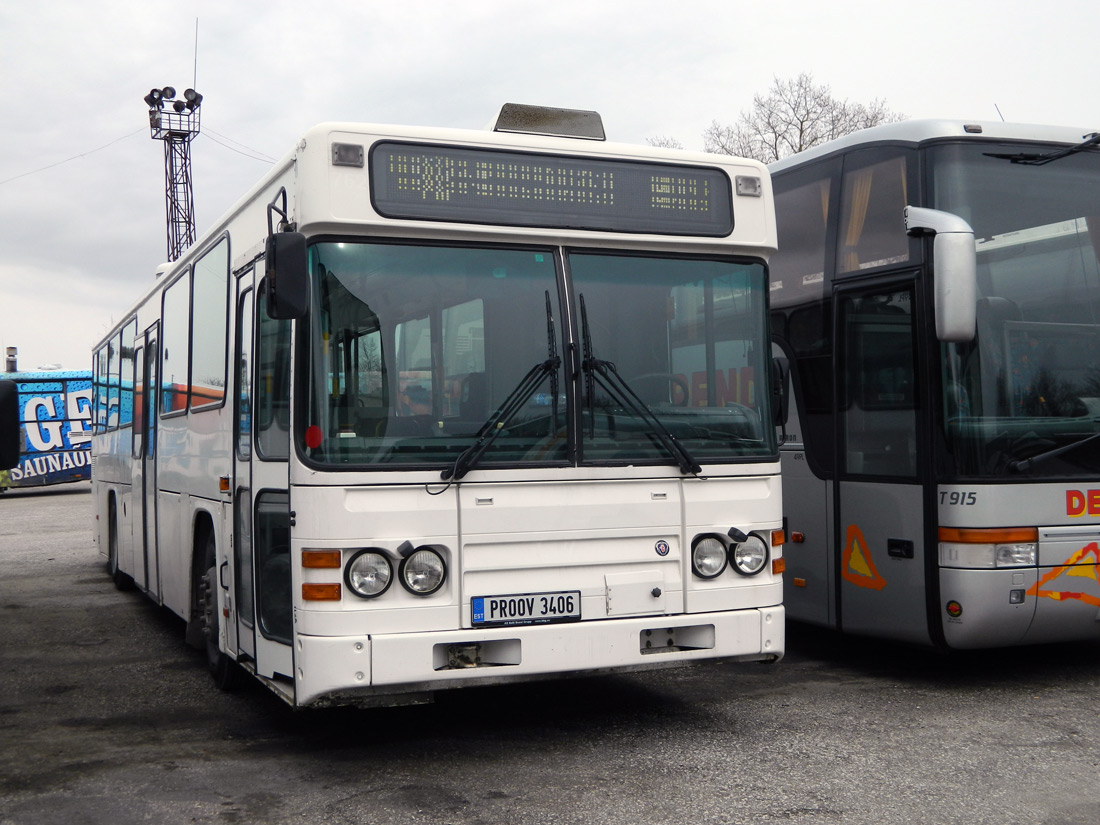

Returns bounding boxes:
[200,531,243,691]
[106,499,134,591]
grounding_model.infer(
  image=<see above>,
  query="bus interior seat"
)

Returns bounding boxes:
[461,372,488,421]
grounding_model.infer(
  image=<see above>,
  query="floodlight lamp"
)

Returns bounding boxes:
[173,100,186,113]
[161,86,176,100]
[184,88,199,102]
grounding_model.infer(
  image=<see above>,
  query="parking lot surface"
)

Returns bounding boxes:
[2,484,1098,825]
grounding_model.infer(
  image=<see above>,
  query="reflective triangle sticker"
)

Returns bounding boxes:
[1027,542,1100,609]
[841,524,887,591]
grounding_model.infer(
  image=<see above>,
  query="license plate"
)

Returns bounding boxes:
[471,591,582,627]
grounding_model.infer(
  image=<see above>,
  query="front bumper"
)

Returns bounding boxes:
[293,605,784,706]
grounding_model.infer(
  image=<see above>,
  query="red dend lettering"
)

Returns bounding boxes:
[740,366,755,406]
[713,369,731,406]
[672,374,689,406]
[1067,490,1085,517]
[691,372,707,407]
[1089,489,1100,517]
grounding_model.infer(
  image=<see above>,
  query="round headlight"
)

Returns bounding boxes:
[345,550,392,598]
[731,534,768,576]
[692,536,728,579]
[400,548,447,595]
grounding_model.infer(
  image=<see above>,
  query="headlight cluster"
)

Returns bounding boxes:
[691,531,770,579]
[343,547,448,599]
[937,527,1039,569]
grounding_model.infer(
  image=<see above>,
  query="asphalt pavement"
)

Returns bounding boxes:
[1,483,1098,825]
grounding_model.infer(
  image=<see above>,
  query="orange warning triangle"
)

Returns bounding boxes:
[1027,542,1100,608]
[841,524,887,591]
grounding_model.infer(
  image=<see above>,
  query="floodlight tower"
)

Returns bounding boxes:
[143,86,203,262]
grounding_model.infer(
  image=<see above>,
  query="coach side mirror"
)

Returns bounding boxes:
[265,231,309,320]
[904,206,976,342]
[0,379,19,471]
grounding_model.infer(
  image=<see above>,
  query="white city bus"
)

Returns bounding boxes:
[91,105,784,707]
[768,119,1100,649]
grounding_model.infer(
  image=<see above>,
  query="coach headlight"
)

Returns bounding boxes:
[730,534,769,576]
[995,542,1037,568]
[692,536,728,579]
[400,547,447,595]
[345,550,393,598]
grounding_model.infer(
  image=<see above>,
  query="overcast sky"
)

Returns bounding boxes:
[2,0,1097,371]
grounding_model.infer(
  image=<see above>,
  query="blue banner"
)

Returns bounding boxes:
[1,371,93,489]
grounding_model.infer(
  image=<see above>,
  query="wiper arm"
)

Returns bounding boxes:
[984,132,1100,166]
[442,291,561,482]
[579,295,702,476]
[441,356,559,481]
[1008,431,1100,473]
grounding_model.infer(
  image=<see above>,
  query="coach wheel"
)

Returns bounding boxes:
[200,532,242,691]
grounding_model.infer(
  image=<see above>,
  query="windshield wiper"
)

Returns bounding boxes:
[984,132,1100,166]
[441,292,560,482]
[578,295,702,476]
[1008,431,1100,473]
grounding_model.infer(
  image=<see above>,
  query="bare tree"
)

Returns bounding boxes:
[704,73,905,162]
[646,135,684,150]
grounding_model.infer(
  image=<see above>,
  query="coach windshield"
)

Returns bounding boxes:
[932,142,1100,478]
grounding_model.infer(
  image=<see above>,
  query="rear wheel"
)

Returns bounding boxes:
[200,531,242,691]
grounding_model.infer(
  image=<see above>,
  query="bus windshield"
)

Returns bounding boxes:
[932,142,1100,478]
[304,241,774,469]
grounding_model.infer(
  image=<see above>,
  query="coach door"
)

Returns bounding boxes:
[835,279,930,644]
[233,276,294,684]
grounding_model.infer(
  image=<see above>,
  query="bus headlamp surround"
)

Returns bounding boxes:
[399,547,447,595]
[730,533,769,576]
[345,549,393,598]
[691,535,729,579]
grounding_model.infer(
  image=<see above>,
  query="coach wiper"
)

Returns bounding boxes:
[578,296,702,477]
[984,131,1100,165]
[442,292,561,482]
[1007,431,1100,473]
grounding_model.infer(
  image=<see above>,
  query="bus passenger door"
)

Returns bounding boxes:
[835,280,930,644]
[136,325,160,598]
[240,278,294,686]
[231,281,256,662]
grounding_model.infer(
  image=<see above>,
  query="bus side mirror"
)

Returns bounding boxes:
[904,206,976,342]
[0,379,19,471]
[265,231,309,320]
[771,355,790,427]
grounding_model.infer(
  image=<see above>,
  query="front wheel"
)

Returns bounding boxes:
[200,532,243,691]
[106,499,133,591]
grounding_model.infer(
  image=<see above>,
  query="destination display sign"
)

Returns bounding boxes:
[370,141,733,236]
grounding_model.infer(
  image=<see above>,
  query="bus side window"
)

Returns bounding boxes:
[836,150,914,275]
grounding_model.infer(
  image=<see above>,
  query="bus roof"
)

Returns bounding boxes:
[769,119,1099,173]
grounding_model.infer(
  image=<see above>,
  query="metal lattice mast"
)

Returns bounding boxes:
[143,86,203,262]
